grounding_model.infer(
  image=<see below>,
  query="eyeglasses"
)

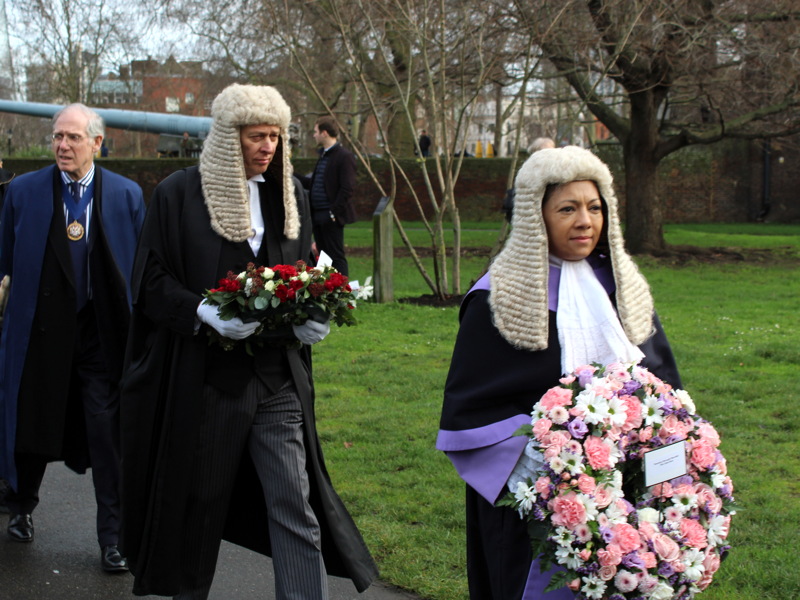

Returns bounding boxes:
[52,133,87,145]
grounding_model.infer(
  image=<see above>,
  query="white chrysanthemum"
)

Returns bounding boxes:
[578,494,599,521]
[580,574,607,599]
[552,526,576,547]
[550,406,570,424]
[682,547,706,582]
[637,507,660,524]
[559,450,585,476]
[643,395,664,426]
[674,389,696,414]
[672,489,699,514]
[575,389,611,425]
[649,581,677,600]
[556,546,583,570]
[513,482,537,514]
[548,456,566,474]
[707,515,730,546]
[261,267,274,280]
[604,500,628,525]
[531,405,548,421]
[710,471,726,489]
[605,395,628,427]
[607,440,623,469]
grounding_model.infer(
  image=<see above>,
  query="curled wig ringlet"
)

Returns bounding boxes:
[199,83,299,241]
[489,146,654,351]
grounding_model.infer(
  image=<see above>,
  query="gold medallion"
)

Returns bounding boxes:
[67,220,84,241]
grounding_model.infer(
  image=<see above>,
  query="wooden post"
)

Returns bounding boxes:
[372,196,394,303]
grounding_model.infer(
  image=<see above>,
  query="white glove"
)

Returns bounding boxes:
[197,303,260,340]
[506,440,546,493]
[292,318,331,345]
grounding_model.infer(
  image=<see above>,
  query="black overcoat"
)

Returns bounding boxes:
[119,167,377,596]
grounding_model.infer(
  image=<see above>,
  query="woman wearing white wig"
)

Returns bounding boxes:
[437,146,682,599]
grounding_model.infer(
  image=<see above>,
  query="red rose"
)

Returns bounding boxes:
[216,278,241,292]
[275,284,289,302]
[290,279,304,291]
[273,264,298,280]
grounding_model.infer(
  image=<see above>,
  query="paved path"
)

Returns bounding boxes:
[0,464,422,600]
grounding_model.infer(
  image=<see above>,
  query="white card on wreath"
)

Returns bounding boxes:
[316,250,333,268]
[644,440,688,488]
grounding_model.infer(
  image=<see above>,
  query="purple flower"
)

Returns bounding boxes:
[609,594,626,600]
[658,562,675,577]
[672,475,694,487]
[577,368,595,387]
[568,418,589,439]
[621,379,641,395]
[622,552,646,570]
[600,526,614,543]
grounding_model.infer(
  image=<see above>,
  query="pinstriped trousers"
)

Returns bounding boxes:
[173,378,328,600]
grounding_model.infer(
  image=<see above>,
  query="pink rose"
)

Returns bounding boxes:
[680,518,708,548]
[532,418,553,441]
[612,523,641,554]
[579,549,592,561]
[652,533,681,562]
[620,395,643,432]
[697,422,721,447]
[539,386,574,410]
[694,483,723,514]
[577,474,596,495]
[640,551,657,569]
[660,414,688,440]
[639,426,654,442]
[598,565,617,581]
[690,440,717,469]
[584,435,612,470]
[671,559,686,573]
[597,543,623,567]
[638,522,657,541]
[593,485,614,508]
[567,578,580,591]
[548,430,570,450]
[548,492,587,529]
[697,548,722,590]
[535,476,551,500]
[652,482,673,499]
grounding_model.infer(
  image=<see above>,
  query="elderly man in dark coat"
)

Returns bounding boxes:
[120,83,378,599]
[0,103,145,572]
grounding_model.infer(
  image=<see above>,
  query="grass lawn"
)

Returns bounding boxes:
[312,222,800,599]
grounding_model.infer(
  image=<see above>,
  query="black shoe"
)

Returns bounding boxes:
[7,513,34,542]
[101,544,128,573]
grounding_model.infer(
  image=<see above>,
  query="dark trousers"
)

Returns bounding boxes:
[465,484,531,600]
[174,378,327,600]
[7,305,122,548]
[312,212,348,277]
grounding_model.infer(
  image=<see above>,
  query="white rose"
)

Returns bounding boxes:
[648,582,675,600]
[637,507,660,524]
[299,271,310,282]
[264,280,276,292]
[675,389,696,414]
[261,268,274,280]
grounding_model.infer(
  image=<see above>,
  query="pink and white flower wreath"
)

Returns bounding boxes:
[502,362,735,600]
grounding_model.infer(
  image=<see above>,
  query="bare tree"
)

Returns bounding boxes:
[11,0,144,104]
[507,0,800,253]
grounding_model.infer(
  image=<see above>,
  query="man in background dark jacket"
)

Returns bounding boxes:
[299,116,356,276]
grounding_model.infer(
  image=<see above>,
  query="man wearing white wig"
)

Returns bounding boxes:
[437,146,682,599]
[120,84,378,599]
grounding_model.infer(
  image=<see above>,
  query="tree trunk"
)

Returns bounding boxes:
[622,92,666,254]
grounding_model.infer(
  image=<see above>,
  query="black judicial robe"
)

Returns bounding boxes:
[119,166,378,596]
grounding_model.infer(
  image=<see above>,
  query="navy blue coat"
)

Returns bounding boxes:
[0,164,145,488]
